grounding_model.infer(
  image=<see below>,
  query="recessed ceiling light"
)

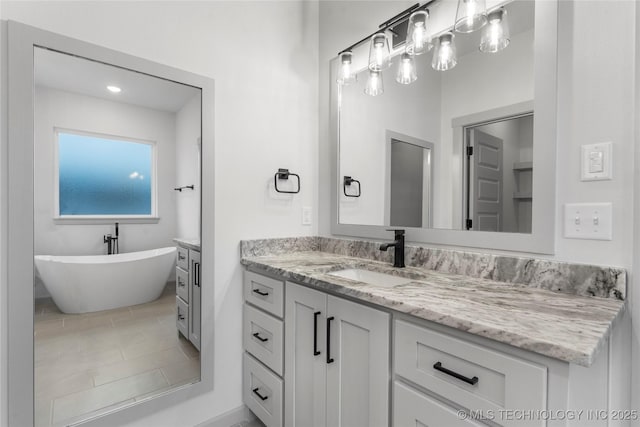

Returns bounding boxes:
[107,85,121,93]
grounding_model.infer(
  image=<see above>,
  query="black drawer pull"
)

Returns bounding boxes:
[433,362,478,385]
[253,332,268,342]
[177,314,185,321]
[326,316,335,364]
[313,311,321,356]
[252,387,269,401]
[252,288,269,296]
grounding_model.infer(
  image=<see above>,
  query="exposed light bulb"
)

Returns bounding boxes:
[364,70,384,96]
[454,0,487,33]
[406,10,431,56]
[432,33,457,71]
[368,33,390,71]
[396,52,417,85]
[337,51,357,85]
[479,8,510,53]
[107,85,121,93]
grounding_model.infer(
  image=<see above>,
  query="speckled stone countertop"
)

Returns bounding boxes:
[173,238,200,251]
[241,250,626,367]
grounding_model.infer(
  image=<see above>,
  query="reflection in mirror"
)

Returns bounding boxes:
[338,0,534,233]
[464,114,533,232]
[33,48,202,426]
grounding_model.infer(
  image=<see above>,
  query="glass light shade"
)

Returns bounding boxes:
[368,33,390,71]
[454,0,487,33]
[405,10,431,56]
[364,70,384,96]
[432,33,457,71]
[336,51,357,85]
[395,52,417,85]
[479,8,510,53]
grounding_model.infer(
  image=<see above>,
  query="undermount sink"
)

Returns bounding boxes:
[328,268,412,288]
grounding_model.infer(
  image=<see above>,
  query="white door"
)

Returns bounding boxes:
[326,295,390,427]
[471,129,503,231]
[285,283,327,427]
[189,249,201,350]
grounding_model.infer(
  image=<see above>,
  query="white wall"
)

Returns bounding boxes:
[33,86,178,297]
[0,1,319,426]
[176,93,202,240]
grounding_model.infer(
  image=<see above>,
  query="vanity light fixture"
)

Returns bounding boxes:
[479,8,510,53]
[396,52,417,85]
[337,51,357,85]
[365,70,384,96]
[432,32,457,71]
[368,33,391,71]
[454,0,487,33]
[406,10,431,55]
[106,85,121,93]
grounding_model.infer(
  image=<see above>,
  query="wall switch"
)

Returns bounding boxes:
[302,207,312,225]
[581,142,612,181]
[564,203,612,240]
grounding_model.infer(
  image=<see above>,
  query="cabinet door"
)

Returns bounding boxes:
[285,283,327,427]
[326,296,390,427]
[189,249,201,350]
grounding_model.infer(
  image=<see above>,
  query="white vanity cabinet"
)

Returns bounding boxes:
[175,243,201,351]
[394,319,547,427]
[285,282,389,427]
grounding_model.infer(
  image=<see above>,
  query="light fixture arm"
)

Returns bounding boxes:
[337,0,436,56]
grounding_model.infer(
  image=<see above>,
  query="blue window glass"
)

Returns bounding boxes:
[58,132,153,216]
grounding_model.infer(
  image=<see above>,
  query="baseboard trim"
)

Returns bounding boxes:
[195,405,256,427]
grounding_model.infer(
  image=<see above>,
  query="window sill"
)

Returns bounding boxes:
[53,216,160,225]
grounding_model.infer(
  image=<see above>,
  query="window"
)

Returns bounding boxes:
[56,130,156,217]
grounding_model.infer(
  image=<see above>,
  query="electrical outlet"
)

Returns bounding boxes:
[302,207,312,226]
[581,142,612,181]
[564,203,612,240]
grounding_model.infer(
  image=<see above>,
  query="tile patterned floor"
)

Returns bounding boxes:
[34,283,200,427]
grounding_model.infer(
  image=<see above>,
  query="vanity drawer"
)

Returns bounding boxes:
[244,271,284,318]
[177,246,189,270]
[176,296,189,338]
[394,381,484,427]
[395,320,546,427]
[176,267,189,302]
[244,303,284,376]
[244,352,283,427]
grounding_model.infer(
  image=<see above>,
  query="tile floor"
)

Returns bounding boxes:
[34,283,200,427]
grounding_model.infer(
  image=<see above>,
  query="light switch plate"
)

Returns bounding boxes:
[302,207,312,225]
[564,203,612,240]
[581,142,612,181]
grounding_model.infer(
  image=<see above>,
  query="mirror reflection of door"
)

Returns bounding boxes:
[33,48,202,427]
[465,114,533,233]
[386,132,433,228]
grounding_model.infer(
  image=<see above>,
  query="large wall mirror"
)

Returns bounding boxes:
[6,22,214,426]
[331,0,558,253]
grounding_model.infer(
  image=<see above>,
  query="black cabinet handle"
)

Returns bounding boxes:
[313,311,321,356]
[194,262,200,287]
[326,316,335,364]
[177,314,185,321]
[253,332,268,342]
[433,362,478,385]
[252,387,269,401]
[252,288,269,296]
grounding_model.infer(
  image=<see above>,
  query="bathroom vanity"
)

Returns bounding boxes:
[175,238,202,351]
[240,237,625,427]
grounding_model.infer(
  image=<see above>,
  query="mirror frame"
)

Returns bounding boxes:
[330,0,558,254]
[5,21,215,426]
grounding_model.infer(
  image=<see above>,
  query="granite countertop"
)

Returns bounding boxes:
[241,251,626,367]
[173,238,200,251]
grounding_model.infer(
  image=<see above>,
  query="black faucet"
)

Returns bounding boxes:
[103,222,119,255]
[379,229,405,268]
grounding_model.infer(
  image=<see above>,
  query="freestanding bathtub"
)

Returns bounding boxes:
[34,247,176,314]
